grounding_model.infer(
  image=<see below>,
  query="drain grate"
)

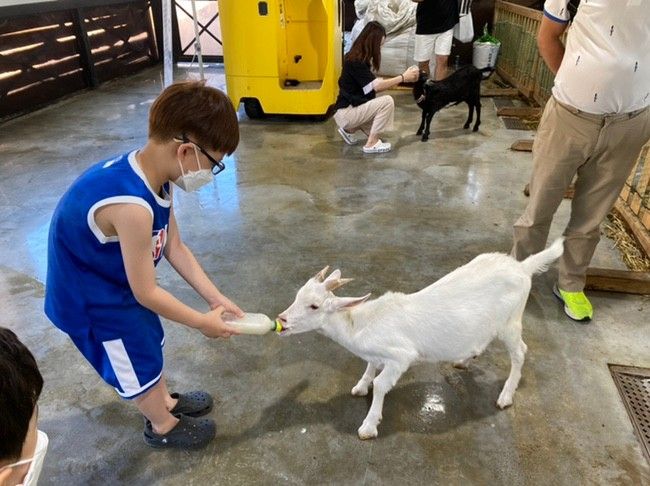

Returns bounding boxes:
[493,98,515,108]
[502,117,532,130]
[609,364,650,464]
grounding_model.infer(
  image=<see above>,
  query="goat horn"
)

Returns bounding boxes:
[314,265,330,282]
[326,278,354,291]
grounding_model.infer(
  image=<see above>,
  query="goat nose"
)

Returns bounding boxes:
[277,315,287,323]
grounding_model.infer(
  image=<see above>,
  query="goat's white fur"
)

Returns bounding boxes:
[278,239,564,439]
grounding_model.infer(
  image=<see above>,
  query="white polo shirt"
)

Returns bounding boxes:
[544,0,650,114]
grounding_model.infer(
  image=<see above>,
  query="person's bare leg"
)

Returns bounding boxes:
[418,60,430,78]
[159,375,178,411]
[365,133,381,148]
[134,380,178,435]
[434,55,449,80]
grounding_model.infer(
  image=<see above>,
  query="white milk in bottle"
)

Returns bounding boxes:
[225,313,282,335]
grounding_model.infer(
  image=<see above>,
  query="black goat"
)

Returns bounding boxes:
[414,66,493,141]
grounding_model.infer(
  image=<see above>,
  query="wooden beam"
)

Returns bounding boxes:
[511,139,533,152]
[481,88,520,97]
[495,67,535,99]
[72,7,98,88]
[497,106,542,118]
[143,0,159,62]
[0,0,141,19]
[585,268,650,295]
[495,0,543,20]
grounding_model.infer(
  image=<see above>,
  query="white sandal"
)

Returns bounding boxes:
[337,127,360,145]
[362,140,391,154]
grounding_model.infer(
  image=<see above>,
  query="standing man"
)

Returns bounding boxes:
[512,0,650,322]
[412,0,459,80]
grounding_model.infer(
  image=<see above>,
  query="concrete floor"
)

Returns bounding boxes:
[1,65,649,485]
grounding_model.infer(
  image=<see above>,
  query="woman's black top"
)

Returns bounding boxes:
[334,60,376,110]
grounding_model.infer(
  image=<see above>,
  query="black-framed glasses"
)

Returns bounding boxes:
[176,135,226,176]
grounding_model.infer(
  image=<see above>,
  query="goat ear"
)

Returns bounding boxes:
[327,293,371,311]
[313,266,330,282]
[322,268,341,285]
[325,277,353,292]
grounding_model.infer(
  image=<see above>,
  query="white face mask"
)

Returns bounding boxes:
[0,430,49,486]
[173,144,213,192]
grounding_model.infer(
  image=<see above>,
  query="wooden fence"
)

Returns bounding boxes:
[492,1,541,100]
[0,0,158,120]
[493,0,650,256]
[618,145,650,256]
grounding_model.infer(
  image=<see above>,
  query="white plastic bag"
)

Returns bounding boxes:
[453,13,474,43]
[354,0,417,35]
[472,41,500,69]
[473,27,501,69]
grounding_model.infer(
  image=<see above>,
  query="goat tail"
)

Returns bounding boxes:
[520,238,564,276]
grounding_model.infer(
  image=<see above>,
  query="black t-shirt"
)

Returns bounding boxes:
[416,0,459,35]
[334,59,376,110]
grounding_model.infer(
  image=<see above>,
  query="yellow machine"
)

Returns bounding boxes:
[218,0,342,118]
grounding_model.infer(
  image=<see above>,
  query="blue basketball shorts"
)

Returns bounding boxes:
[66,306,165,400]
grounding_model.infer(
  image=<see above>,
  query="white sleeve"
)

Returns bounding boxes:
[543,0,571,23]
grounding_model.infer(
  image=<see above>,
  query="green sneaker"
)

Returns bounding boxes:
[553,283,593,322]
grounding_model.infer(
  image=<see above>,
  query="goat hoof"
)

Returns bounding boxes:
[463,124,470,129]
[416,130,423,136]
[358,423,378,440]
[496,396,513,409]
[421,136,428,142]
[472,127,479,132]
[351,385,369,396]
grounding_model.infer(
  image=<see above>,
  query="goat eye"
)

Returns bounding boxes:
[309,304,319,310]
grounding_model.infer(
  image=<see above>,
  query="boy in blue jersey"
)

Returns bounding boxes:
[45,81,244,449]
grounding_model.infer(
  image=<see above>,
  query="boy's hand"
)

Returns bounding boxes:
[199,306,241,338]
[209,295,244,318]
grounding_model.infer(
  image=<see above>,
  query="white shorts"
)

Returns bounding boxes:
[414,28,454,61]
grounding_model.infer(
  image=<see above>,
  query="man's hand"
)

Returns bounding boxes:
[403,66,420,83]
[198,306,241,338]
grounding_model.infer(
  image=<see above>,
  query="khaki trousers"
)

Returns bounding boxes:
[512,96,650,291]
[333,95,395,136]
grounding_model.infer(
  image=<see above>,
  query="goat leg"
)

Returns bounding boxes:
[464,101,474,129]
[473,100,481,132]
[358,361,408,439]
[416,111,426,136]
[422,111,435,141]
[351,362,377,396]
[496,331,527,409]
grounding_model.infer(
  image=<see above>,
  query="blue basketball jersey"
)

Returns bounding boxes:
[45,151,171,333]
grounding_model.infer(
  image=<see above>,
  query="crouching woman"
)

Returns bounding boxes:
[334,21,419,154]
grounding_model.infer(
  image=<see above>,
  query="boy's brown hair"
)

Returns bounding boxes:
[149,80,239,155]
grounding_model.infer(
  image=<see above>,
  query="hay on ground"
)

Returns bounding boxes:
[603,211,650,272]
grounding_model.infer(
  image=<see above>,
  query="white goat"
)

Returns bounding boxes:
[278,239,564,439]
